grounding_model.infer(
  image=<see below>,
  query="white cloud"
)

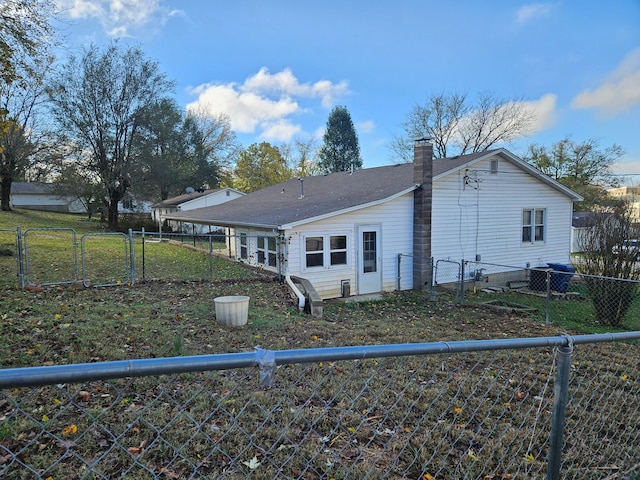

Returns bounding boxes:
[187,68,350,142]
[241,67,349,108]
[259,120,303,142]
[357,120,375,134]
[57,0,183,37]
[516,3,553,24]
[572,48,640,115]
[519,93,557,133]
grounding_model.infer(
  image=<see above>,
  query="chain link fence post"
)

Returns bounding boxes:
[16,226,24,289]
[545,269,551,325]
[546,336,574,479]
[460,258,465,305]
[128,228,135,285]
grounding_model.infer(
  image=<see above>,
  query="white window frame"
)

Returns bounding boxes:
[238,231,248,259]
[522,208,546,243]
[257,236,278,268]
[303,233,349,270]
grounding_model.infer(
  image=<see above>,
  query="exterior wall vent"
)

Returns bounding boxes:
[490,159,498,174]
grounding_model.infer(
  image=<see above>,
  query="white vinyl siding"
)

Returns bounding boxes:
[287,194,413,299]
[431,156,573,271]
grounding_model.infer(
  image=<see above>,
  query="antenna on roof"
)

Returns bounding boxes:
[185,187,195,194]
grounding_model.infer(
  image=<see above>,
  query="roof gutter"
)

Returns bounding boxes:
[162,215,280,230]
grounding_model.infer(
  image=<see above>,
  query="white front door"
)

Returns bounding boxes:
[357,225,382,294]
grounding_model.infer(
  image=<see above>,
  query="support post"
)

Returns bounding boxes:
[546,337,573,479]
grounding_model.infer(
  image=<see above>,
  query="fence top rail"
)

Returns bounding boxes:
[1,332,639,390]
[466,258,640,283]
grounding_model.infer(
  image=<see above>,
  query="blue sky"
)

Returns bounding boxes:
[54,0,640,181]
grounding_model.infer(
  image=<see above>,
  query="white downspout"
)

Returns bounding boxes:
[286,273,306,313]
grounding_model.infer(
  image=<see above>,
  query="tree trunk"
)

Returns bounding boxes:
[1,177,12,211]
[108,196,119,230]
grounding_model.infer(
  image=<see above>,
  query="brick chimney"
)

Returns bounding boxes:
[413,137,433,291]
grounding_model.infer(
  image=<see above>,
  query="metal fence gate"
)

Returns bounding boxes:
[17,228,134,289]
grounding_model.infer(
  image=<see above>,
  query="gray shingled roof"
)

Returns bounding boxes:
[152,189,220,208]
[165,149,581,229]
[167,163,417,228]
[11,182,55,194]
[166,151,491,228]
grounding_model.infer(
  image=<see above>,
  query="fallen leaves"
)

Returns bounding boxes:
[242,455,261,470]
[62,424,77,436]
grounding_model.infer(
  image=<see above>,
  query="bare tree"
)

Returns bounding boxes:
[183,108,240,190]
[47,42,174,230]
[279,137,318,177]
[0,0,56,210]
[390,91,534,161]
[576,202,640,326]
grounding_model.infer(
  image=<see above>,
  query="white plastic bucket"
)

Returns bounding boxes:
[214,296,250,327]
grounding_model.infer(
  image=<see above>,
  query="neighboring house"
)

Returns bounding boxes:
[165,142,582,300]
[152,188,245,233]
[9,182,86,213]
[607,186,640,224]
[571,211,608,253]
[119,193,153,215]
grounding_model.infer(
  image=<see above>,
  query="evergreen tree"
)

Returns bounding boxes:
[317,106,362,173]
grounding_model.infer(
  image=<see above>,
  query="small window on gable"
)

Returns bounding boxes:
[490,159,498,174]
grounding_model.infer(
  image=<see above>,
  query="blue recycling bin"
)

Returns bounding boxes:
[547,263,576,292]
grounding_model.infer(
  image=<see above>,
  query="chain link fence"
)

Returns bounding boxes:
[431,259,640,330]
[1,333,639,479]
[2,228,270,288]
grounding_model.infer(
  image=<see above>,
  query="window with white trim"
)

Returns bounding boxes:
[239,232,248,259]
[304,234,348,268]
[257,236,277,267]
[522,208,545,243]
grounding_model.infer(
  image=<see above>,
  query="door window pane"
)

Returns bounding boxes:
[363,231,376,273]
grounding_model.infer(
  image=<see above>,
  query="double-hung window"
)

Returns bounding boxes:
[239,232,248,259]
[305,234,348,269]
[522,209,545,243]
[257,236,277,267]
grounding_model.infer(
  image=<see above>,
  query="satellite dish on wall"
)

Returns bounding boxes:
[185,187,195,194]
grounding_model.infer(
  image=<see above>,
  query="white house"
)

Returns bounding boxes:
[9,182,87,213]
[165,142,582,300]
[152,188,244,233]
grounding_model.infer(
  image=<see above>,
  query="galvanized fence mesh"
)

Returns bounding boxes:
[428,259,640,330]
[134,231,233,282]
[2,228,270,287]
[1,334,639,479]
[23,228,79,287]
